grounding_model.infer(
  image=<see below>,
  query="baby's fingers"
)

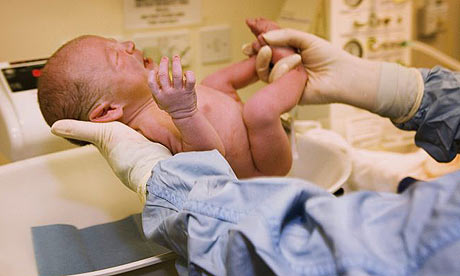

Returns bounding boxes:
[158,56,171,89]
[172,55,183,89]
[148,69,161,99]
[184,71,196,91]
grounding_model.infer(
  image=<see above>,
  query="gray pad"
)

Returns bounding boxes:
[32,214,170,276]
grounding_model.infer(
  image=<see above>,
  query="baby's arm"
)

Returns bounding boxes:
[200,57,258,99]
[150,56,225,156]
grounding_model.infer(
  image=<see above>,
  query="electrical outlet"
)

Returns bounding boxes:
[132,30,192,67]
[200,25,231,64]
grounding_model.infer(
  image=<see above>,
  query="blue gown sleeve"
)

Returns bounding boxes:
[395,67,460,162]
[142,150,460,275]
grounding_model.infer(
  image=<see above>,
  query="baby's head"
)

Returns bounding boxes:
[38,35,154,144]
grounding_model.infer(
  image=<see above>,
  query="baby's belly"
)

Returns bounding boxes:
[196,85,260,178]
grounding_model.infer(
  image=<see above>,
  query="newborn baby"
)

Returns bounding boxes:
[38,19,306,178]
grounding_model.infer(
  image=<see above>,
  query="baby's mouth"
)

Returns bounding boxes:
[143,57,155,70]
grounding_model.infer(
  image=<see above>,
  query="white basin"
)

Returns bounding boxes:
[289,126,352,193]
[0,146,175,275]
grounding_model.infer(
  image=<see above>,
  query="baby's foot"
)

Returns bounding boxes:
[246,17,280,36]
[246,18,295,63]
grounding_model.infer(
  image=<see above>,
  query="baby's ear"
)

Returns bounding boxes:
[89,102,123,122]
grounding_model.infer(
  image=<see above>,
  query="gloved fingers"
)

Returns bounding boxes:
[184,70,196,91]
[51,119,103,145]
[171,55,183,89]
[263,28,315,51]
[241,41,263,56]
[256,45,272,82]
[52,120,172,205]
[158,56,171,90]
[269,63,289,83]
[241,43,255,56]
[268,54,302,83]
[242,34,268,57]
[51,120,148,148]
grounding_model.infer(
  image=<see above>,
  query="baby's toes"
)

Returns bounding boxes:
[246,18,260,36]
[254,17,280,33]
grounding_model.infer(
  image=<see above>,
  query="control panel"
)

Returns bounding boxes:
[1,59,46,93]
[330,0,412,65]
[0,59,75,162]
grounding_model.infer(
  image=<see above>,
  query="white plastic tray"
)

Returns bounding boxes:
[0,146,175,275]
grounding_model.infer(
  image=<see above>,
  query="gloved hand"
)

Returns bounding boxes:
[51,120,172,203]
[260,29,425,123]
[254,45,302,83]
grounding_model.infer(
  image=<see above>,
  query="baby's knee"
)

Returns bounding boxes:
[243,101,279,129]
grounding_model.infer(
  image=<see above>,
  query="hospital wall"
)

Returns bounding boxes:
[0,0,284,102]
[412,0,460,67]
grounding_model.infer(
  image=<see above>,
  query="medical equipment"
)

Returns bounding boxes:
[0,59,75,162]
[408,40,460,71]
[279,0,413,64]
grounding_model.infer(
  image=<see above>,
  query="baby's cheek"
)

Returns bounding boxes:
[271,46,296,63]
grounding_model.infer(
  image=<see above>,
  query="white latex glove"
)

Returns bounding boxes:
[51,120,172,204]
[255,45,302,83]
[243,44,302,83]
[261,29,425,123]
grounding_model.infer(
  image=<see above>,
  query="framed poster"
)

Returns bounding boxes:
[124,0,201,29]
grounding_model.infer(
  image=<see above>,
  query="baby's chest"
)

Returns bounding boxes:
[198,92,245,133]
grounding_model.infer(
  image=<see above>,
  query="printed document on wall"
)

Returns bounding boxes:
[124,0,201,29]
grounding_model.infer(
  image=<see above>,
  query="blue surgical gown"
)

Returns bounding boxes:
[396,66,460,162]
[142,67,460,275]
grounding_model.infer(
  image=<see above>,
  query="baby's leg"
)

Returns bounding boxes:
[246,18,295,63]
[243,66,307,176]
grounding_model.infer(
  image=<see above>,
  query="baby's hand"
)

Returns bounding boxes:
[148,56,197,119]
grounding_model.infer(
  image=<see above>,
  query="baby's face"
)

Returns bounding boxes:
[82,36,154,104]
